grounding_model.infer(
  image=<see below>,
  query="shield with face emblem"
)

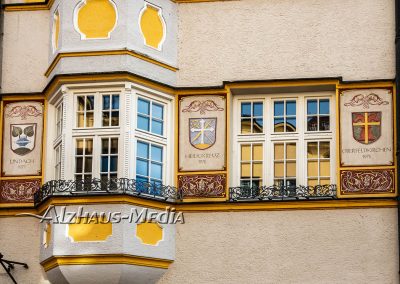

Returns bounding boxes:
[352,112,381,145]
[189,118,217,150]
[10,123,37,156]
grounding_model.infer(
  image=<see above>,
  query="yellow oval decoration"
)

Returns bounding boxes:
[52,9,60,51]
[68,217,112,242]
[75,0,117,39]
[136,221,163,245]
[139,4,165,50]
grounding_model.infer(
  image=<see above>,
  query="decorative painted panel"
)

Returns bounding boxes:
[179,96,226,171]
[0,179,41,203]
[339,89,393,166]
[178,174,226,198]
[139,3,166,50]
[2,101,44,176]
[340,169,395,195]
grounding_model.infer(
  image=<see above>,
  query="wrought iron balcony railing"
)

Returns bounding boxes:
[229,184,337,201]
[34,178,182,206]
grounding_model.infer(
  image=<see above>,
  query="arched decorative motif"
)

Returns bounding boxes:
[73,0,118,40]
[139,2,166,50]
[52,8,60,52]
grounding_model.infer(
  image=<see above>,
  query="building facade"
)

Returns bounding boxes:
[0,0,398,283]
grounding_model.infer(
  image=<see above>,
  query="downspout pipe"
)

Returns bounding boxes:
[395,0,400,276]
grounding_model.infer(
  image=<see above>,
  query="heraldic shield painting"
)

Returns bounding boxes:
[10,123,37,155]
[189,118,216,150]
[351,112,381,145]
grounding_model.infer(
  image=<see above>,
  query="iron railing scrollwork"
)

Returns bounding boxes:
[229,184,337,201]
[34,178,182,206]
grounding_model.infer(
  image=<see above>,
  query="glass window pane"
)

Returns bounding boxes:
[307,142,318,158]
[286,179,296,187]
[151,145,163,162]
[111,111,119,126]
[241,103,251,117]
[101,139,109,154]
[77,113,84,127]
[152,120,163,135]
[253,163,262,178]
[319,116,330,131]
[241,119,251,133]
[136,176,149,188]
[102,112,110,126]
[110,138,118,154]
[241,145,251,161]
[240,180,251,188]
[151,162,162,179]
[110,157,118,172]
[136,159,148,176]
[77,97,85,111]
[307,116,318,131]
[274,101,284,116]
[137,142,149,158]
[86,96,95,110]
[85,157,92,173]
[103,95,110,110]
[307,161,318,177]
[241,163,251,178]
[138,99,150,115]
[274,162,284,178]
[252,180,262,188]
[274,118,284,132]
[320,142,330,158]
[253,118,263,133]
[308,179,318,187]
[286,118,296,132]
[101,157,109,172]
[274,144,284,160]
[76,139,84,155]
[152,103,163,120]
[86,139,93,155]
[112,95,119,109]
[86,113,94,127]
[138,115,150,131]
[253,102,263,117]
[253,145,263,161]
[320,161,330,176]
[76,157,83,173]
[286,101,296,115]
[307,100,317,115]
[320,178,330,185]
[286,162,296,177]
[319,99,329,114]
[286,143,296,159]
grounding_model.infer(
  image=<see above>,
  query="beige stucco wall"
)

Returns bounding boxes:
[1,11,49,93]
[160,208,399,284]
[177,0,395,86]
[0,217,49,284]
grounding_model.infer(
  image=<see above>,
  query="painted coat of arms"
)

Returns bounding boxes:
[10,123,37,156]
[189,118,216,150]
[351,112,381,144]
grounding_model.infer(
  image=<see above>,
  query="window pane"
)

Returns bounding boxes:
[78,97,85,111]
[286,101,296,115]
[152,120,163,135]
[320,161,330,176]
[241,103,251,117]
[86,113,94,127]
[274,144,284,160]
[86,139,93,155]
[112,95,119,109]
[307,100,317,115]
[110,138,118,154]
[320,178,330,185]
[319,99,329,114]
[138,99,150,115]
[253,163,262,178]
[102,139,109,154]
[152,103,163,120]
[86,96,94,110]
[103,95,110,110]
[76,139,84,155]
[101,157,109,172]
[307,161,318,177]
[151,162,162,179]
[151,145,163,162]
[76,157,83,172]
[307,116,318,131]
[241,145,251,161]
[286,143,296,159]
[307,142,318,158]
[102,112,110,126]
[85,157,92,173]
[110,157,118,172]
[274,118,284,132]
[136,159,148,175]
[320,142,330,158]
[110,111,119,126]
[253,145,263,161]
[253,118,263,133]
[308,179,318,187]
[240,180,251,188]
[241,163,251,178]
[137,142,149,158]
[77,113,84,128]
[286,118,296,132]
[138,115,150,131]
[319,116,330,131]
[241,119,251,133]
[274,101,284,116]
[253,102,263,117]
[274,162,284,178]
[286,162,296,177]
[252,180,262,188]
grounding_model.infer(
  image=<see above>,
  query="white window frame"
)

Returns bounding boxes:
[233,91,336,188]
[54,143,62,180]
[136,96,166,138]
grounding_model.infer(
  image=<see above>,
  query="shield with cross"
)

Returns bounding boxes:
[351,112,381,144]
[189,118,217,150]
